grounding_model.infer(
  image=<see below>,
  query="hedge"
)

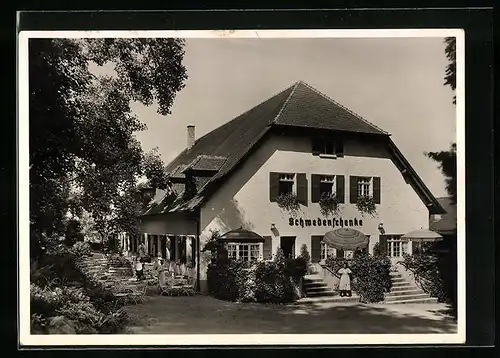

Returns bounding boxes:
[207,248,307,304]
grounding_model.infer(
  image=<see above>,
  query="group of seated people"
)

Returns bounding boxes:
[133,252,191,282]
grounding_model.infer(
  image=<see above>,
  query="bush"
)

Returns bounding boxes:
[70,241,92,258]
[372,242,384,257]
[399,237,456,314]
[206,247,305,304]
[350,254,392,303]
[298,244,310,263]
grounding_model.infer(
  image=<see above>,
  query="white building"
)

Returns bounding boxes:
[134,81,445,293]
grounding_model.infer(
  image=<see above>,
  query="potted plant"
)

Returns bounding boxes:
[356,195,377,216]
[319,192,341,217]
[276,192,300,215]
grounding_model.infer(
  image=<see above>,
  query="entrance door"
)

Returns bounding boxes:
[280,236,296,258]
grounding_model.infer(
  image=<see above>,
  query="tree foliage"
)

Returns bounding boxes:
[29,38,187,244]
[426,143,457,204]
[444,37,456,104]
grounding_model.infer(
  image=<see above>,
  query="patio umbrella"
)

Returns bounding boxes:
[401,229,443,242]
[322,228,369,250]
[218,227,265,243]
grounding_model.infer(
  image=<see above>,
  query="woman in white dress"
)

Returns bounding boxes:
[153,252,166,284]
[337,262,352,297]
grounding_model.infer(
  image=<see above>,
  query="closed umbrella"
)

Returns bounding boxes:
[323,228,369,251]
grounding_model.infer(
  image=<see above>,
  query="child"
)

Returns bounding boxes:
[135,256,144,281]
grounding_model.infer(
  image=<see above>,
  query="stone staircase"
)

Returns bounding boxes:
[295,274,359,304]
[385,271,438,304]
[295,270,438,305]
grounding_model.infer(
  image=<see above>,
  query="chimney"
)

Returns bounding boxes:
[187,125,195,150]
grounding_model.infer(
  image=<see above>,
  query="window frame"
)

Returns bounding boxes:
[320,242,337,261]
[226,242,263,262]
[357,177,373,197]
[386,235,406,258]
[312,137,340,156]
[278,173,296,196]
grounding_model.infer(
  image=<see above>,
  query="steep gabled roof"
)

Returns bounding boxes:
[143,81,444,216]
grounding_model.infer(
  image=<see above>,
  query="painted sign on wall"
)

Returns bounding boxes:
[288,217,363,228]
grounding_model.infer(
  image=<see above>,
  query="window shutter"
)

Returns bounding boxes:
[296,173,308,206]
[337,249,344,258]
[269,172,279,202]
[349,176,358,203]
[373,177,381,204]
[311,236,322,263]
[263,236,273,260]
[335,139,344,157]
[311,174,321,203]
[336,175,345,203]
[378,235,388,256]
[192,236,197,266]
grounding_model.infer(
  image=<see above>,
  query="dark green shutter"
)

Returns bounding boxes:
[192,236,197,266]
[263,236,273,260]
[335,139,344,157]
[311,236,322,263]
[336,175,345,203]
[349,176,358,203]
[296,173,308,206]
[311,174,321,203]
[373,177,381,204]
[379,235,388,256]
[269,172,279,202]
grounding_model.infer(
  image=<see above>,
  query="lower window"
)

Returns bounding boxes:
[227,243,263,262]
[320,242,337,260]
[386,235,407,257]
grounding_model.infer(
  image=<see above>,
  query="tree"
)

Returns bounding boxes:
[425,37,457,204]
[425,143,457,204]
[444,37,456,104]
[29,38,188,250]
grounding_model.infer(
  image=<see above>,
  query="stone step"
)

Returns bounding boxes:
[385,293,431,302]
[295,294,360,305]
[391,281,413,287]
[385,288,424,297]
[304,290,337,298]
[303,282,329,289]
[391,285,419,292]
[386,297,439,304]
[305,286,332,293]
[391,277,406,283]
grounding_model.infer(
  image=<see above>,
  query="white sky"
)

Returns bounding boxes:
[131,37,456,198]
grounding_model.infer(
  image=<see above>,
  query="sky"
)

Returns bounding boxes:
[130,37,456,198]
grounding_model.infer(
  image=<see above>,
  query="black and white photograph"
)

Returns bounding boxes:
[18,29,464,346]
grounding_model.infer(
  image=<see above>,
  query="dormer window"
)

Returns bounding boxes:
[312,137,344,157]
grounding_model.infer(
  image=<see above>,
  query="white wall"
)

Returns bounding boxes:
[199,133,430,281]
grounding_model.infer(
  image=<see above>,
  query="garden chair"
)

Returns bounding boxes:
[158,273,181,296]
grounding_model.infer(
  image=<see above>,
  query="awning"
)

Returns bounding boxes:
[401,229,443,242]
[323,228,369,250]
[218,227,265,243]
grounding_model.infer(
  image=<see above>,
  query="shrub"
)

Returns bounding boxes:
[70,241,92,258]
[373,242,384,257]
[350,254,392,303]
[399,242,455,308]
[298,244,311,263]
[324,256,349,276]
[206,247,305,304]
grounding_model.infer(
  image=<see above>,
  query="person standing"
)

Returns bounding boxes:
[138,240,147,263]
[153,252,166,284]
[337,262,353,297]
